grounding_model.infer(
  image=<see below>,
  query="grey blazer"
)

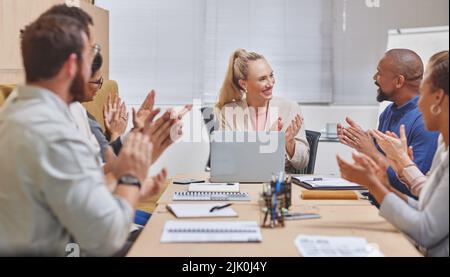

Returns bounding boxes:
[380,148,449,257]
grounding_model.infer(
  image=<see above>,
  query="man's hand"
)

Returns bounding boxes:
[140,168,168,201]
[109,132,153,183]
[338,117,361,146]
[338,117,379,159]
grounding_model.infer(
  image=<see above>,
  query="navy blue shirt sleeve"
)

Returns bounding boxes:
[88,117,111,163]
[110,137,123,156]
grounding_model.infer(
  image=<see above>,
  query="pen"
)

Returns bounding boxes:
[302,178,323,182]
[209,203,232,213]
[273,171,283,226]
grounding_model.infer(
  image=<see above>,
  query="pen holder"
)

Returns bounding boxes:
[268,175,292,209]
[259,176,292,228]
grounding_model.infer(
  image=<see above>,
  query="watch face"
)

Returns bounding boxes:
[120,175,140,185]
[122,176,134,183]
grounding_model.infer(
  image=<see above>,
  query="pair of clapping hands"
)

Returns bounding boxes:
[271,114,304,158]
[103,90,192,200]
[337,117,414,191]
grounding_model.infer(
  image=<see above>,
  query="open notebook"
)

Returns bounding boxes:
[292,176,365,190]
[166,203,238,218]
[161,221,262,243]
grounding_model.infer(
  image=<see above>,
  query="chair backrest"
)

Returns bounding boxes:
[82,80,119,131]
[201,107,218,171]
[285,130,321,175]
[0,92,5,107]
[304,130,321,174]
[201,107,218,135]
[0,84,17,107]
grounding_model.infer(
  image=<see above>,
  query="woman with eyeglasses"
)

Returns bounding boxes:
[70,52,168,227]
[84,53,128,159]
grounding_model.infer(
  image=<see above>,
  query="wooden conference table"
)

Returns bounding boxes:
[127,173,422,257]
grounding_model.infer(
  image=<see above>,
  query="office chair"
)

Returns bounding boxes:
[201,107,218,171]
[286,130,321,175]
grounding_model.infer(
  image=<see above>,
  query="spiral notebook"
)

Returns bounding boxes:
[188,182,240,193]
[173,191,251,201]
[161,221,262,243]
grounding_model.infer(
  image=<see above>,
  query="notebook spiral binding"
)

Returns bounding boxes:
[173,191,250,201]
[167,228,257,233]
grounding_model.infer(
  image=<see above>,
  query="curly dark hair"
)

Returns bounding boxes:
[427,51,449,96]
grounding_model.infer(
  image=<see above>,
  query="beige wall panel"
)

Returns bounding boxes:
[0,0,109,84]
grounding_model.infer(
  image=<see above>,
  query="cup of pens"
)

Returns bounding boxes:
[259,172,292,228]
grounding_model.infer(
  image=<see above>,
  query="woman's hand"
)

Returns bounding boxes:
[369,125,415,174]
[103,94,128,142]
[285,114,303,158]
[337,154,377,190]
[142,105,192,164]
[132,90,160,132]
[270,117,283,131]
[337,153,390,203]
[352,152,393,191]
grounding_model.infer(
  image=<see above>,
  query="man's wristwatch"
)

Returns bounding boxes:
[118,175,141,190]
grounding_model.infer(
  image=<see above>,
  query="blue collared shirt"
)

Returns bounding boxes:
[378,95,439,198]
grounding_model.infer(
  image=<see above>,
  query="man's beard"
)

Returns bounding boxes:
[69,69,88,103]
[375,82,392,103]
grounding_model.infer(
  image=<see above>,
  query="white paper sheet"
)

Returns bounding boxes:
[294,235,384,257]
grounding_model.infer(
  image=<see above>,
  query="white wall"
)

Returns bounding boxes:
[303,105,379,175]
[332,0,449,105]
[103,0,448,177]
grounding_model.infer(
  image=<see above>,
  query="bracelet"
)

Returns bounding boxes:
[403,164,416,169]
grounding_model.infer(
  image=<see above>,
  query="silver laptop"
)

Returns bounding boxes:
[210,131,285,183]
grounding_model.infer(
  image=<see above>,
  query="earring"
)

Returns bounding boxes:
[431,104,442,116]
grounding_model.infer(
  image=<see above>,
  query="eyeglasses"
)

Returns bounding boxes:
[405,74,423,82]
[91,43,102,59]
[89,76,103,89]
